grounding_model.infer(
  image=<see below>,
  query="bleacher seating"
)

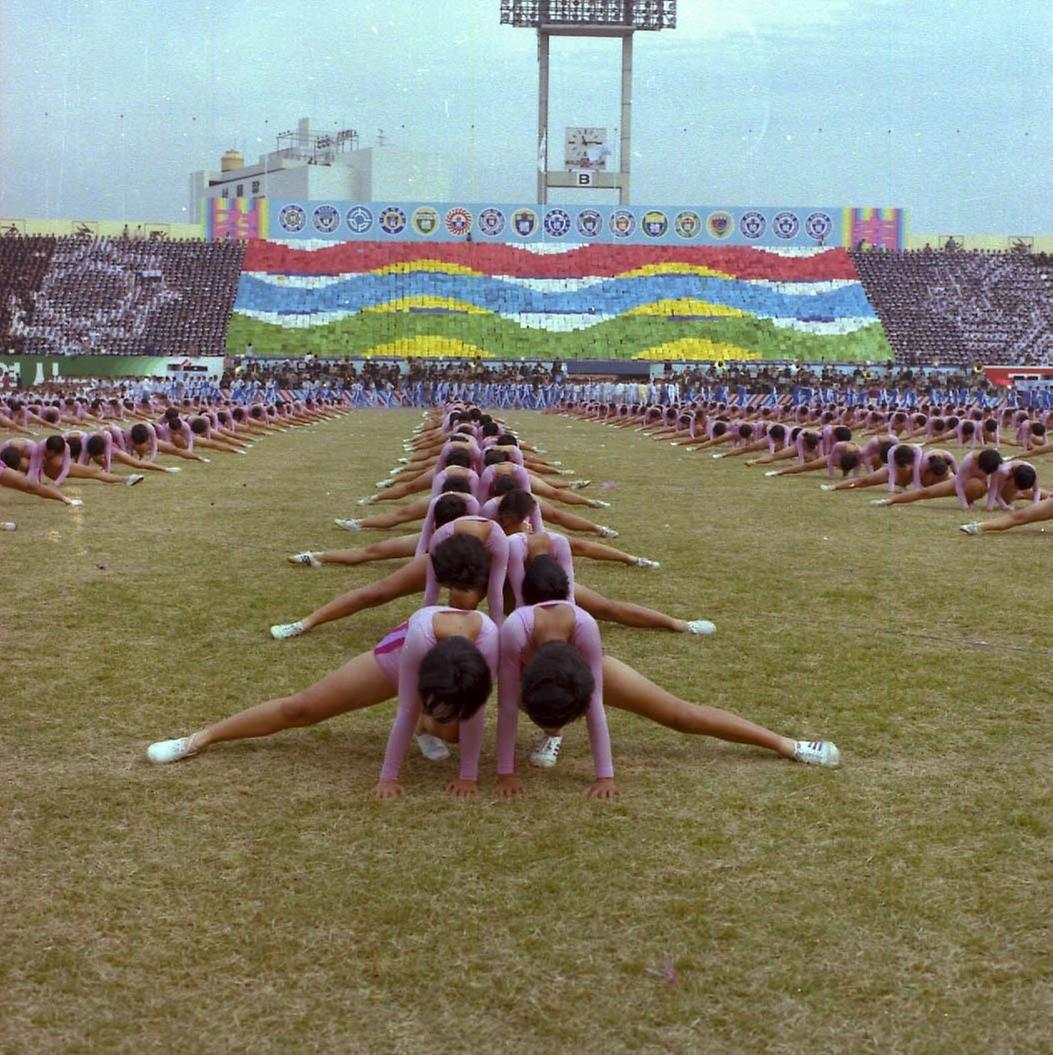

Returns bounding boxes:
[851,249,1053,366]
[0,236,244,356]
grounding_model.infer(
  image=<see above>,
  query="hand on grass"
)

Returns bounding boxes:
[493,775,525,799]
[370,780,405,799]
[586,778,619,800]
[445,778,478,799]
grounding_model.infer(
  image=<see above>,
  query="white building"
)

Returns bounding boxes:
[188,118,450,220]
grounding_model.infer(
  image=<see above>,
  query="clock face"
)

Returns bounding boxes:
[564,127,608,170]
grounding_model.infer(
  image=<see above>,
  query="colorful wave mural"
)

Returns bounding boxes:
[228,242,892,361]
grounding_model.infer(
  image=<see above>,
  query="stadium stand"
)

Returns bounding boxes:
[1,236,244,356]
[851,249,1053,366]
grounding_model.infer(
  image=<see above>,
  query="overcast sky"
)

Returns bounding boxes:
[1,0,1049,233]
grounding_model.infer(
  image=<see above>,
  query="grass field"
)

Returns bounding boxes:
[2,409,1050,1055]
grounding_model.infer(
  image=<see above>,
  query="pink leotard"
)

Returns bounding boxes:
[478,464,531,502]
[429,467,480,500]
[424,516,509,625]
[988,460,1041,511]
[496,602,612,780]
[378,607,499,783]
[953,451,993,510]
[480,495,544,535]
[415,493,481,557]
[506,532,575,609]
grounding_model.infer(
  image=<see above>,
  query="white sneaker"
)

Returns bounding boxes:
[415,733,451,761]
[164,466,182,473]
[686,619,716,635]
[201,457,211,463]
[529,734,563,768]
[126,473,144,486]
[597,525,619,539]
[712,453,724,459]
[1,522,16,531]
[270,620,307,640]
[357,495,377,506]
[588,499,611,509]
[959,522,982,535]
[869,498,891,506]
[793,740,841,768]
[570,479,592,490]
[376,478,394,488]
[764,470,781,477]
[68,499,84,508]
[633,557,661,569]
[146,736,200,764]
[397,457,410,464]
[288,552,322,568]
[819,483,836,491]
[335,517,362,531]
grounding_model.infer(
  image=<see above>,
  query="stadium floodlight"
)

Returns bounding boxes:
[500,1,676,30]
[500,1,676,205]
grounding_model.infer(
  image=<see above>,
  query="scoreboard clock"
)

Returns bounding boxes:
[564,127,608,170]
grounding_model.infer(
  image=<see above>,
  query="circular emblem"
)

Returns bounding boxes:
[345,206,373,234]
[609,209,636,238]
[544,208,572,238]
[674,211,701,239]
[278,204,306,233]
[773,211,800,240]
[511,209,539,238]
[805,211,833,242]
[706,211,734,239]
[641,210,669,238]
[739,211,766,239]
[411,207,440,236]
[576,209,603,238]
[477,208,505,237]
[312,205,340,234]
[444,207,473,237]
[379,207,407,236]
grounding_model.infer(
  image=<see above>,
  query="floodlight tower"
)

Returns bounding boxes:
[500,1,677,206]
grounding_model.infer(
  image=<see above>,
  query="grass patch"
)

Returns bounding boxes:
[2,411,1050,1054]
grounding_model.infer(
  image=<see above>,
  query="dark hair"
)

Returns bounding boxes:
[86,434,106,457]
[444,448,472,469]
[130,423,150,444]
[832,426,852,442]
[877,439,896,462]
[522,554,570,605]
[801,431,820,450]
[417,637,492,723]
[711,421,727,437]
[45,434,66,455]
[189,417,208,435]
[483,449,508,466]
[927,455,949,478]
[65,436,83,459]
[439,477,473,496]
[521,642,595,730]
[932,418,945,432]
[960,421,975,436]
[43,409,60,424]
[840,450,860,472]
[481,421,499,437]
[1011,464,1037,490]
[497,488,536,526]
[769,424,786,442]
[945,416,960,429]
[892,444,916,468]
[432,494,468,530]
[0,446,22,469]
[1032,423,1046,437]
[984,418,998,432]
[447,434,469,444]
[737,423,752,439]
[496,433,519,447]
[977,448,1003,474]
[430,534,490,592]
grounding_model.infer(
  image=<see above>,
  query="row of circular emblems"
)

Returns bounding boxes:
[276,203,834,242]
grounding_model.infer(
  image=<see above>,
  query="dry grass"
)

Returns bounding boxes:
[2,410,1051,1055]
